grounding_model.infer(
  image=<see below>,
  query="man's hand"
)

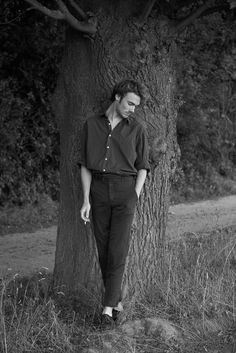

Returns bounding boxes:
[135,188,140,199]
[80,201,91,224]
[80,166,92,225]
[135,169,147,199]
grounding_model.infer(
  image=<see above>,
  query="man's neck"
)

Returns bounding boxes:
[105,103,121,122]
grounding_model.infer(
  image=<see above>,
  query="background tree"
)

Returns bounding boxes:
[8,0,235,300]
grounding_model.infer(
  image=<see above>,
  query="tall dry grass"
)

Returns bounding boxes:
[0,226,236,352]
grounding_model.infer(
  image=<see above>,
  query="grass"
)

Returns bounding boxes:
[164,226,236,350]
[0,226,236,353]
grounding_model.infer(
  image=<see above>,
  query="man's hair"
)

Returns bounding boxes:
[111,80,147,103]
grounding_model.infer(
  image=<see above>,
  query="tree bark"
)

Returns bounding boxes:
[53,1,179,302]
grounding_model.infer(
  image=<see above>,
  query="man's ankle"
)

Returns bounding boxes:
[102,306,113,317]
[113,302,123,312]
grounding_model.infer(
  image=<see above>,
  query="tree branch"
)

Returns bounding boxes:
[174,0,215,32]
[24,0,97,35]
[67,0,87,20]
[199,5,230,18]
[24,0,64,20]
[138,0,157,25]
[55,0,97,34]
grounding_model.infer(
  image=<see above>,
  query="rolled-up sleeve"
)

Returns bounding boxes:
[77,121,87,167]
[134,126,150,173]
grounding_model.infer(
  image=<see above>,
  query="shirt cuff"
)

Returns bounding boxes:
[136,164,150,174]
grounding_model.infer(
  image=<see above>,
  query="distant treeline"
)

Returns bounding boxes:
[0,2,235,206]
[174,12,236,202]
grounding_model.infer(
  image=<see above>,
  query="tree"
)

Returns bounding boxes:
[23,0,234,300]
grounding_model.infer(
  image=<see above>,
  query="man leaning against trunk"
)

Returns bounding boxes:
[79,79,150,327]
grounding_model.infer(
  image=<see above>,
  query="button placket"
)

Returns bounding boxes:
[103,120,112,172]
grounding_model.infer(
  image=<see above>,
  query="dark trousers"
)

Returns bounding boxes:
[90,174,137,307]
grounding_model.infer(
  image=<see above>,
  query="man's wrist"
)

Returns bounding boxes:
[83,196,90,203]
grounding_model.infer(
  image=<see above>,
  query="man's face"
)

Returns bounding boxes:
[115,92,141,119]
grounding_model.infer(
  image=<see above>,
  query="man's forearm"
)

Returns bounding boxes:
[135,169,147,197]
[81,166,92,201]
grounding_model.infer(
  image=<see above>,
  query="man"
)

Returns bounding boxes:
[79,80,150,326]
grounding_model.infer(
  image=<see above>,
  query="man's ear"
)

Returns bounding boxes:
[115,94,121,101]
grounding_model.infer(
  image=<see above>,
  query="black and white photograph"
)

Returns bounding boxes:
[0,1,236,352]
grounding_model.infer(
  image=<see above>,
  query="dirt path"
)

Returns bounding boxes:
[1,195,236,277]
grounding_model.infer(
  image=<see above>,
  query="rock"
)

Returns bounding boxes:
[121,319,145,336]
[102,340,113,353]
[121,317,180,343]
[83,340,120,353]
[144,318,179,341]
[83,349,100,353]
[203,319,221,333]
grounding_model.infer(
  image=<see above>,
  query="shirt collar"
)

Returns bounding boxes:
[100,113,132,124]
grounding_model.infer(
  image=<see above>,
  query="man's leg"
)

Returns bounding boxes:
[91,178,116,321]
[104,181,137,307]
[90,178,111,286]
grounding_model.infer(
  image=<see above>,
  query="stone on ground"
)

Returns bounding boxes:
[121,317,180,342]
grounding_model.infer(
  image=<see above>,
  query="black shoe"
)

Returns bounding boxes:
[112,308,120,322]
[100,314,115,329]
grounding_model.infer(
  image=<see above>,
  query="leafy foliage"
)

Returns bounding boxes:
[0,1,236,206]
[172,12,236,201]
[0,1,64,205]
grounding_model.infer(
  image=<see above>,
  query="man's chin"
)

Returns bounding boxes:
[117,111,130,119]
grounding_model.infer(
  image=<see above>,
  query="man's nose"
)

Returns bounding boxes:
[130,106,135,113]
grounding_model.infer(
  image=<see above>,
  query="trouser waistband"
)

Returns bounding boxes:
[92,173,136,181]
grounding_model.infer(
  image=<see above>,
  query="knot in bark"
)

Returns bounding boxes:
[149,137,167,165]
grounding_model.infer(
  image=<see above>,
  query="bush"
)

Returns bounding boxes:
[0,1,64,206]
[172,12,236,202]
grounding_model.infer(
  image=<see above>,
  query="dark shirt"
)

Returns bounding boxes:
[79,113,150,175]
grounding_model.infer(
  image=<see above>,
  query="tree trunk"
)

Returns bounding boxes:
[53,1,179,302]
